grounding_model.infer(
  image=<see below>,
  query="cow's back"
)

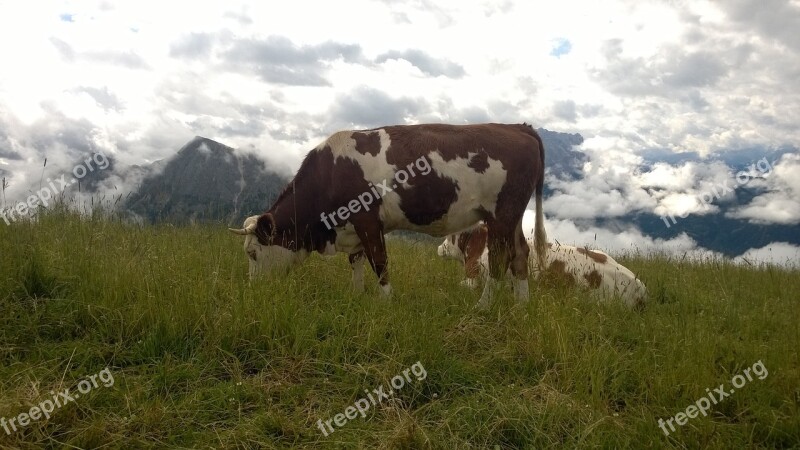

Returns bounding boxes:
[321,123,542,236]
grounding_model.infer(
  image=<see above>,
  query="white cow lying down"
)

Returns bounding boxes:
[438,224,648,307]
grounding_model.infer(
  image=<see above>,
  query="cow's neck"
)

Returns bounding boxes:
[268,154,336,254]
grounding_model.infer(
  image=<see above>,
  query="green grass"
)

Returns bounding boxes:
[0,210,798,449]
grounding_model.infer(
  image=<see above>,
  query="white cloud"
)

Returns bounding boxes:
[521,211,718,259]
[0,0,797,232]
[728,153,800,224]
[727,192,800,225]
[734,242,800,268]
[522,211,800,269]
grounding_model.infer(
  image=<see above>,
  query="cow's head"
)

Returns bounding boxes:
[229,213,307,278]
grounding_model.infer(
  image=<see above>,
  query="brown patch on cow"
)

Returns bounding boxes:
[460,225,488,279]
[352,131,381,156]
[255,213,277,246]
[543,259,575,286]
[583,270,602,288]
[266,145,376,253]
[456,225,487,253]
[393,163,458,226]
[576,247,608,264]
[467,150,490,173]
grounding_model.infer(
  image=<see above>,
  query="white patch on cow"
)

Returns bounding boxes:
[237,216,310,279]
[332,222,363,254]
[379,283,392,298]
[321,130,397,182]
[406,150,507,235]
[247,243,308,279]
[437,237,463,261]
[460,278,478,289]
[598,263,648,307]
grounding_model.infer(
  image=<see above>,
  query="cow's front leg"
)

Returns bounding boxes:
[353,222,391,298]
[349,251,365,292]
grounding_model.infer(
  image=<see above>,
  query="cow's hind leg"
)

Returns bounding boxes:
[476,224,513,310]
[510,219,530,302]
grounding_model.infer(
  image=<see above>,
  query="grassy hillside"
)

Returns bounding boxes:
[0,211,798,449]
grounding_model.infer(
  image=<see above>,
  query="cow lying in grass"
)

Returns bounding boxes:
[438,224,647,307]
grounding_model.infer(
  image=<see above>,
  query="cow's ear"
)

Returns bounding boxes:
[255,213,277,245]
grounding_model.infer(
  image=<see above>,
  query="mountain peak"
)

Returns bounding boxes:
[125,136,286,225]
[177,136,234,157]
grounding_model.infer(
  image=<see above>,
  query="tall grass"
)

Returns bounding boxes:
[0,209,798,449]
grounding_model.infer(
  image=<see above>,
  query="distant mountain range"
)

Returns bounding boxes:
[123,137,286,225]
[117,129,590,227]
[58,128,797,256]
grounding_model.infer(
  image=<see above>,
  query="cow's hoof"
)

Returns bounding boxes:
[379,283,393,298]
[459,278,479,289]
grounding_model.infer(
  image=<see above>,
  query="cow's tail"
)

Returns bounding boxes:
[532,129,548,272]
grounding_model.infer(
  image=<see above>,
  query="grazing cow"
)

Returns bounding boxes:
[230,123,547,307]
[438,225,648,307]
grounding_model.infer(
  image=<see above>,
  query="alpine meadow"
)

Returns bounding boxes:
[0,206,798,449]
[2,2,800,448]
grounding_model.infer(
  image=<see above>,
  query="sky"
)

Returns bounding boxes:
[0,0,798,264]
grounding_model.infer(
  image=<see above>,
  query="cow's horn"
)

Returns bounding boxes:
[228,223,257,235]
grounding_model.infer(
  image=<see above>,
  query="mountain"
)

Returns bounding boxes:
[122,129,588,226]
[537,128,586,179]
[117,131,796,258]
[124,137,287,225]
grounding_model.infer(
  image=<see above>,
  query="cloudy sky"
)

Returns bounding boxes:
[0,0,798,264]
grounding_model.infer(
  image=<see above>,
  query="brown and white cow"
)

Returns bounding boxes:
[438,225,647,307]
[230,123,548,308]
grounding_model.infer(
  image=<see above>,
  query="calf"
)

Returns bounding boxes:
[438,226,647,307]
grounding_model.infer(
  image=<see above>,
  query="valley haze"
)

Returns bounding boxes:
[2,131,797,267]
